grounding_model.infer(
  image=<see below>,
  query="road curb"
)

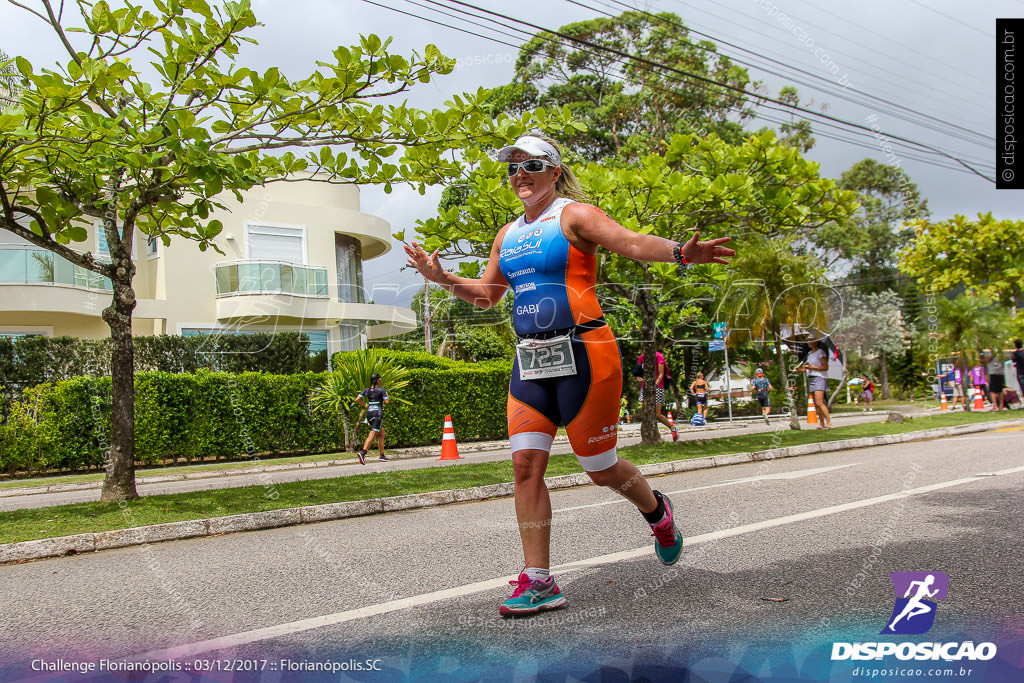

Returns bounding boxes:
[2,418,1019,564]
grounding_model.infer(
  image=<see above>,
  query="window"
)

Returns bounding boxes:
[96,224,108,256]
[246,224,305,264]
[335,233,364,303]
[181,327,330,359]
[338,323,363,352]
[93,222,134,259]
[0,326,51,338]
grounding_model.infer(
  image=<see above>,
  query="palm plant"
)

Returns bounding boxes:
[718,236,829,430]
[310,349,411,450]
[932,295,1010,411]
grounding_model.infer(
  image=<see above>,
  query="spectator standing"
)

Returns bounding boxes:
[689,372,711,420]
[861,374,875,411]
[985,348,1006,411]
[797,339,833,429]
[950,366,964,410]
[1011,340,1024,408]
[637,351,679,441]
[968,362,988,406]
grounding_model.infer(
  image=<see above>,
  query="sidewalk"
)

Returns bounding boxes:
[2,414,1019,564]
[0,409,897,502]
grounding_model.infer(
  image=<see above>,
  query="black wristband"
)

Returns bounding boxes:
[672,243,690,270]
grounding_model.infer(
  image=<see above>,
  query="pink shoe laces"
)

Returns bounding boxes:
[508,573,533,599]
[651,511,677,546]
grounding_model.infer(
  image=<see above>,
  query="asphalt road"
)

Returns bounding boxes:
[1,426,1022,682]
[0,411,894,511]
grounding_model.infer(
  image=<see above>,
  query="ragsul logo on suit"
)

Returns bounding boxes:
[882,571,949,635]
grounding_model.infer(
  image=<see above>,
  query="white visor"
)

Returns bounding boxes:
[496,135,561,165]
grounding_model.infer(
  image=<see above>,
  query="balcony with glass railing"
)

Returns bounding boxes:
[0,247,112,291]
[214,260,329,298]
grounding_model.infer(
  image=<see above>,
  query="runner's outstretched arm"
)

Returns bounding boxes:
[561,203,734,264]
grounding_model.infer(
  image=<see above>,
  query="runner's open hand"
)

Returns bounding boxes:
[680,232,735,265]
[404,241,447,283]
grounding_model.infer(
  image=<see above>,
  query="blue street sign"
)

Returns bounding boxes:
[708,339,725,352]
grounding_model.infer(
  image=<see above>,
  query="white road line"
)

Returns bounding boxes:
[129,464,1024,662]
[553,463,861,514]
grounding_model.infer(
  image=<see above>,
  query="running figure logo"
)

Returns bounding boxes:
[881,571,949,635]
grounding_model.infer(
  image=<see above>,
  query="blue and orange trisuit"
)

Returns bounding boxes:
[498,197,622,472]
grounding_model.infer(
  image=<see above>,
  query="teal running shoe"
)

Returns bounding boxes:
[650,491,683,565]
[499,573,567,616]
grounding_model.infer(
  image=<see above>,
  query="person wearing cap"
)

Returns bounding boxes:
[751,368,773,425]
[405,133,735,616]
[796,338,832,429]
[354,373,390,464]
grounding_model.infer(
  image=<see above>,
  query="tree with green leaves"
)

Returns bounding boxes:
[0,0,575,500]
[808,159,927,282]
[833,289,906,399]
[899,213,1024,304]
[717,235,830,430]
[486,9,753,162]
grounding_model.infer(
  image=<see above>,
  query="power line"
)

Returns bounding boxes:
[906,0,991,37]
[592,0,994,147]
[664,0,992,117]
[442,0,994,181]
[362,0,995,178]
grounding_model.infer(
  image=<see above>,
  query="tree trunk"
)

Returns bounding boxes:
[775,338,801,431]
[341,411,352,451]
[100,271,139,501]
[638,280,661,445]
[880,348,891,399]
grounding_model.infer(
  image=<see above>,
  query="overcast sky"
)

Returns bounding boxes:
[2,0,1019,307]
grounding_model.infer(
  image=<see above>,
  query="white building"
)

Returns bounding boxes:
[0,181,416,356]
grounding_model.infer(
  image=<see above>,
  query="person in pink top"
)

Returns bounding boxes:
[637,351,678,441]
[968,363,988,404]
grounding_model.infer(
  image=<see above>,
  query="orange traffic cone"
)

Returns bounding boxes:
[972,386,986,411]
[806,396,819,425]
[667,410,676,431]
[940,391,948,411]
[438,415,462,460]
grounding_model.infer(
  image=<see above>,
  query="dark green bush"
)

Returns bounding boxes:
[0,360,513,474]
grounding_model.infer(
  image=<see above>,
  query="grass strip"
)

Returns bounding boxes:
[0,430,576,491]
[0,411,1014,544]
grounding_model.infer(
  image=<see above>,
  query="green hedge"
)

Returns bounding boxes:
[333,349,465,370]
[0,362,513,474]
[0,332,322,390]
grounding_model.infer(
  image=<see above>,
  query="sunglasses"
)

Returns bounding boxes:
[507,159,556,176]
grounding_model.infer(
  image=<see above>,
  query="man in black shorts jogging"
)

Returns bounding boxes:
[355,373,390,464]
